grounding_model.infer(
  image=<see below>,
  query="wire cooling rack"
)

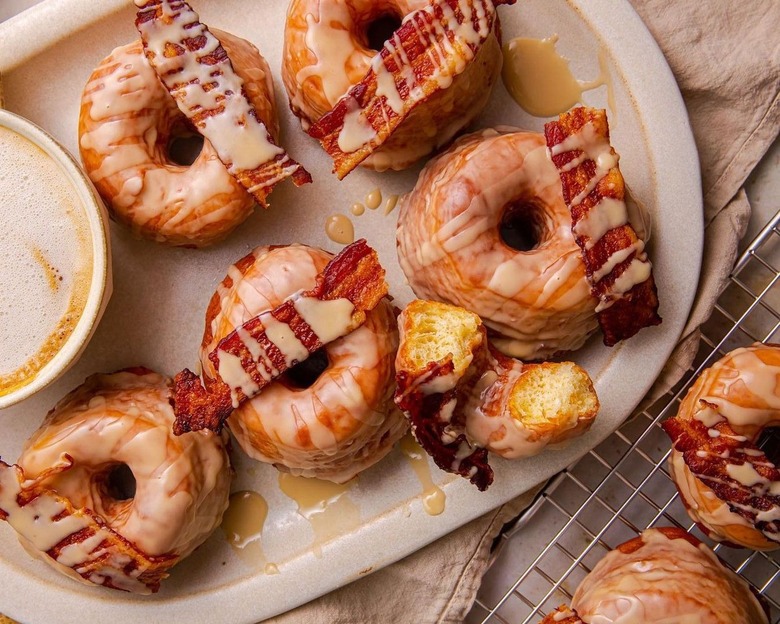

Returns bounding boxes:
[468,209,780,624]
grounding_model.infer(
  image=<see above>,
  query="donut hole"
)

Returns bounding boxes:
[103,463,136,501]
[282,348,330,390]
[500,200,548,252]
[363,13,403,51]
[168,132,204,166]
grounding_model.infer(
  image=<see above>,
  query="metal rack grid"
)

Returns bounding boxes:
[468,210,780,624]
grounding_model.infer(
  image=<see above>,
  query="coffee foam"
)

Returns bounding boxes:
[0,126,93,395]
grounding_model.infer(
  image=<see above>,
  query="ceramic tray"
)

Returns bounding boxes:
[0,0,702,622]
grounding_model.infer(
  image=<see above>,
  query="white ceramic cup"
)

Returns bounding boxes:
[0,109,112,409]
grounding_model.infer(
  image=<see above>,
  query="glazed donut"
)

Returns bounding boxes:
[199,244,407,483]
[79,30,279,247]
[662,344,780,551]
[282,0,504,172]
[396,129,597,360]
[568,528,767,624]
[4,369,231,593]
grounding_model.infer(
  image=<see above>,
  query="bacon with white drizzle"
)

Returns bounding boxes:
[172,239,388,435]
[395,323,496,491]
[308,0,515,179]
[662,407,780,545]
[0,458,174,594]
[134,0,311,207]
[544,107,661,346]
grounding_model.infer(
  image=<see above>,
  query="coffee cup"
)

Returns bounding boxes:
[0,109,112,408]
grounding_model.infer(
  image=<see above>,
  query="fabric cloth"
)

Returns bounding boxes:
[266,2,780,623]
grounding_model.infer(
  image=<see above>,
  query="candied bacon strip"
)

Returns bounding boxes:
[173,239,388,435]
[539,607,585,624]
[135,0,311,207]
[662,409,780,544]
[394,305,496,490]
[396,357,494,491]
[0,458,175,594]
[544,107,661,346]
[308,0,515,179]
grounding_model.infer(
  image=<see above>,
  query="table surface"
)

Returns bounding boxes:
[1,2,778,623]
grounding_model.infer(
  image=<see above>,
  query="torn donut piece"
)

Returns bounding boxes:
[172,239,389,435]
[661,343,780,550]
[306,0,514,179]
[394,300,599,490]
[544,107,661,346]
[135,0,311,208]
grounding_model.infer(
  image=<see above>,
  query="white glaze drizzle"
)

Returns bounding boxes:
[338,96,378,153]
[259,314,309,368]
[294,1,360,110]
[218,349,260,408]
[293,297,356,343]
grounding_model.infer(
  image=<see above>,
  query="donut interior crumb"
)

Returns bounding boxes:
[398,300,482,375]
[510,362,599,436]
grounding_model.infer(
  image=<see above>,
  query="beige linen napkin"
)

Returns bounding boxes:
[265,2,780,623]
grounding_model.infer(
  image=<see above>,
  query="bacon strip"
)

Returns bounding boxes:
[662,408,780,545]
[0,458,174,594]
[396,354,494,491]
[135,0,311,207]
[544,107,661,346]
[308,0,515,179]
[173,239,388,435]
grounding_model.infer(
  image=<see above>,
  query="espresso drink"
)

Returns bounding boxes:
[0,125,93,397]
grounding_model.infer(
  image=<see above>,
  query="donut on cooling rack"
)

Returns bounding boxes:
[180,243,408,483]
[396,128,598,361]
[394,300,599,490]
[540,528,768,624]
[79,0,309,247]
[283,0,507,176]
[0,369,231,593]
[662,343,780,551]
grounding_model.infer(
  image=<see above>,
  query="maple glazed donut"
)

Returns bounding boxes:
[200,244,408,483]
[282,0,504,171]
[568,528,768,623]
[79,30,279,247]
[662,344,780,551]
[10,369,231,592]
[397,129,597,361]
